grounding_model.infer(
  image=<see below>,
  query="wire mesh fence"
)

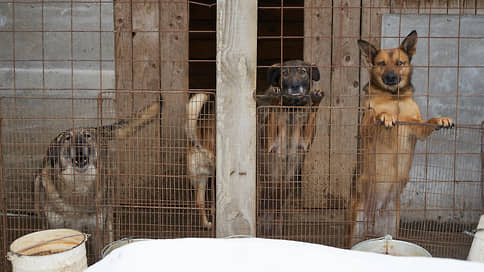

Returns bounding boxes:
[0,0,483,270]
[0,0,218,269]
[256,105,483,259]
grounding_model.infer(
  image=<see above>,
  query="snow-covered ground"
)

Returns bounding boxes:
[85,238,484,272]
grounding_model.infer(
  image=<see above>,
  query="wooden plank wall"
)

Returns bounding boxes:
[159,1,189,199]
[302,0,332,208]
[113,0,161,236]
[113,0,187,236]
[302,0,361,209]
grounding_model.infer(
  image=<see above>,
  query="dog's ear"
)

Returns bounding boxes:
[358,39,379,64]
[310,65,320,82]
[267,64,281,87]
[400,30,418,60]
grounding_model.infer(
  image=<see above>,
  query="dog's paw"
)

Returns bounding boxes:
[377,112,397,129]
[298,142,312,152]
[268,143,279,153]
[203,221,212,230]
[310,89,325,103]
[267,86,281,96]
[432,117,454,130]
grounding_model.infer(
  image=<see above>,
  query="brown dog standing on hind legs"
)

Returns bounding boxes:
[186,60,324,231]
[258,60,324,182]
[256,60,324,235]
[349,30,454,246]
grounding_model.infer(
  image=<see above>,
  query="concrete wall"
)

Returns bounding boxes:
[381,15,483,223]
[0,2,115,208]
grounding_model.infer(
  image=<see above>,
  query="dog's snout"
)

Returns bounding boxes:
[382,71,399,86]
[286,77,305,95]
[72,136,90,169]
[73,147,89,169]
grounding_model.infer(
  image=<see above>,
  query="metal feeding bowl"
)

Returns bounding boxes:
[351,235,432,257]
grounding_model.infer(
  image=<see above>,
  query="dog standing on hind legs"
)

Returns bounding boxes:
[349,30,454,247]
[256,60,324,236]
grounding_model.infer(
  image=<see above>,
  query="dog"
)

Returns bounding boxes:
[186,93,215,229]
[256,60,324,235]
[186,60,324,231]
[349,30,454,246]
[257,60,323,179]
[34,100,162,253]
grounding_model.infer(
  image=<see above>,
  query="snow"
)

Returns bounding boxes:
[85,238,484,272]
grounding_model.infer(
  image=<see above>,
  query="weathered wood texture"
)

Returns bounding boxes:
[302,0,361,209]
[159,1,189,200]
[302,0,332,208]
[114,0,162,237]
[216,0,257,237]
[328,0,361,209]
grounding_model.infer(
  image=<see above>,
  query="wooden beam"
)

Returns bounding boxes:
[302,0,332,209]
[159,1,189,195]
[114,0,162,238]
[216,0,257,237]
[328,0,361,213]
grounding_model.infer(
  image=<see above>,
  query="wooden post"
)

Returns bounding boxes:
[114,0,163,237]
[216,0,257,237]
[302,0,333,209]
[159,1,188,180]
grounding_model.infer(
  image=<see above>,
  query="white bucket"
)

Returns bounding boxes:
[467,214,484,262]
[101,238,150,258]
[7,229,89,272]
[352,235,432,257]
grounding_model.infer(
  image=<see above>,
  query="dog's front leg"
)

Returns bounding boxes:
[298,89,324,151]
[267,112,285,153]
[405,117,454,140]
[376,112,397,129]
[253,85,282,106]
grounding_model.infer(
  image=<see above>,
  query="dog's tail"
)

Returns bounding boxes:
[101,98,163,139]
[186,93,209,148]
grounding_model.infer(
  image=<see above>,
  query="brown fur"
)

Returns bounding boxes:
[256,60,324,235]
[34,100,162,255]
[186,93,215,229]
[349,31,454,246]
[186,60,324,231]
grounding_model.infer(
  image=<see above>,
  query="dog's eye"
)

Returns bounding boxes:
[64,135,71,141]
[85,133,91,139]
[300,68,307,75]
[282,70,288,77]
[396,61,404,66]
[377,61,386,66]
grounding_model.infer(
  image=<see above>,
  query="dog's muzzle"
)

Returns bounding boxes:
[382,71,400,86]
[286,85,306,96]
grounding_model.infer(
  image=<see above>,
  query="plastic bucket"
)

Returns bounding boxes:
[7,229,88,272]
[467,214,484,262]
[101,238,150,258]
[352,235,431,257]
